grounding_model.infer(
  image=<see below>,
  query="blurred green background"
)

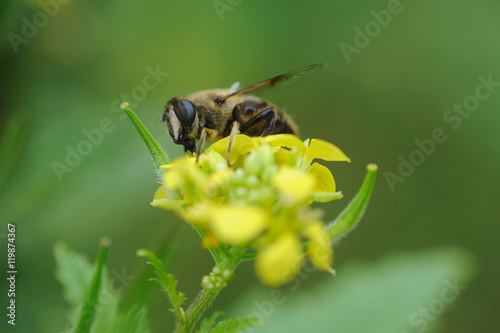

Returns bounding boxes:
[1,0,499,332]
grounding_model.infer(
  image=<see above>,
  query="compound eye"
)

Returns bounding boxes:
[173,99,196,127]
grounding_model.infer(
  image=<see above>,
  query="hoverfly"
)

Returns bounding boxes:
[161,63,325,158]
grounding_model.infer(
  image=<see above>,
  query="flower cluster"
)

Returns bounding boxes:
[152,134,350,286]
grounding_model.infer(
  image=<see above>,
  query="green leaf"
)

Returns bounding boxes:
[54,241,120,332]
[210,317,265,333]
[54,242,94,309]
[121,102,182,200]
[326,163,377,242]
[196,311,264,333]
[196,311,224,333]
[55,241,152,333]
[112,305,151,333]
[120,227,187,311]
[137,249,187,325]
[120,102,171,174]
[91,278,120,333]
[72,238,111,333]
[226,247,477,333]
[55,241,120,332]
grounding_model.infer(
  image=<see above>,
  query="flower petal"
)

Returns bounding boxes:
[310,191,343,203]
[151,198,187,209]
[305,139,351,163]
[260,134,305,152]
[151,186,185,209]
[308,163,336,193]
[177,201,214,226]
[255,233,303,286]
[210,205,267,244]
[273,147,295,166]
[273,167,314,204]
[164,169,182,189]
[154,186,176,200]
[209,134,257,165]
[303,222,333,272]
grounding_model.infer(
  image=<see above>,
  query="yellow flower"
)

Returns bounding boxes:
[308,162,343,203]
[151,134,351,286]
[209,205,267,245]
[209,134,257,166]
[304,138,351,165]
[259,134,350,166]
[260,134,305,154]
[161,156,204,203]
[255,233,303,287]
[309,163,335,193]
[302,221,334,273]
[177,201,214,226]
[273,167,314,205]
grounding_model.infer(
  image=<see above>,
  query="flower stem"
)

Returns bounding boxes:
[176,249,243,332]
[193,225,222,265]
[177,288,219,333]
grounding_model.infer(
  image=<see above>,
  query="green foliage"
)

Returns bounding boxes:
[196,312,264,333]
[54,242,95,309]
[196,312,225,333]
[112,306,151,333]
[55,241,151,333]
[326,164,377,242]
[210,317,265,333]
[120,102,183,205]
[120,102,171,175]
[227,247,476,332]
[137,249,187,325]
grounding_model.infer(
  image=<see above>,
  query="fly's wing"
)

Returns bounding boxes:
[217,63,326,103]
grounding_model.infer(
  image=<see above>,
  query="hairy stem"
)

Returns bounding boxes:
[176,289,219,333]
[175,249,243,332]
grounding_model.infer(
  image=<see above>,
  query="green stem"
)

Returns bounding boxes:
[241,253,259,261]
[177,289,219,333]
[193,225,222,265]
[176,250,243,333]
[218,243,232,260]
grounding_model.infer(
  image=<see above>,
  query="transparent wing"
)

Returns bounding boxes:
[217,63,326,103]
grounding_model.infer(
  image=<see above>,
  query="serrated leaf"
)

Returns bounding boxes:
[54,241,121,333]
[120,228,187,311]
[210,316,265,333]
[54,242,94,309]
[196,311,225,333]
[137,249,187,325]
[227,247,477,333]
